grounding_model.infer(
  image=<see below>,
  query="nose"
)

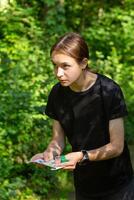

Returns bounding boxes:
[56,67,64,78]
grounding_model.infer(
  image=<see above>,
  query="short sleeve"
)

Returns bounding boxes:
[109,86,128,120]
[45,86,59,120]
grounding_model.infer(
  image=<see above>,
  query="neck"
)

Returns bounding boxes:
[69,70,97,92]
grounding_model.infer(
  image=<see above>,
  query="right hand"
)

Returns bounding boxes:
[30,152,44,162]
[30,149,54,163]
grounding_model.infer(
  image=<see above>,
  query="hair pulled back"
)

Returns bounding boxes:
[50,32,89,66]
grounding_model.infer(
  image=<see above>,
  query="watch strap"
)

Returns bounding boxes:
[80,150,89,162]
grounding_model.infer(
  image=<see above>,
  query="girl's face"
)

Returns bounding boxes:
[51,52,86,87]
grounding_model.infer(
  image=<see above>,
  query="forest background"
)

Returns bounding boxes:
[0,0,134,199]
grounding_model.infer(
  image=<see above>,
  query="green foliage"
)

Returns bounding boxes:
[83,6,134,140]
[0,0,134,199]
[0,3,58,199]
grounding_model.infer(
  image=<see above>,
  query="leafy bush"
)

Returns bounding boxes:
[83,6,134,141]
[0,4,58,199]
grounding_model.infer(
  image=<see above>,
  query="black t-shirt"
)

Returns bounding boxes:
[45,73,133,197]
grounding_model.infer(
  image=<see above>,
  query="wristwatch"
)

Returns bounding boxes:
[80,150,89,162]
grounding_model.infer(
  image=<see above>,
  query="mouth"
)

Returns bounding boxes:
[59,80,67,83]
[59,80,69,85]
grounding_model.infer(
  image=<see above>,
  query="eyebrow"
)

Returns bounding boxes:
[51,61,70,66]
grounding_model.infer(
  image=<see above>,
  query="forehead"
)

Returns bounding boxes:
[51,52,76,64]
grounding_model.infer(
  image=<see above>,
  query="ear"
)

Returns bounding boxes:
[81,58,88,69]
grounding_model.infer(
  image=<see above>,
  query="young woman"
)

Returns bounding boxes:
[31,32,134,200]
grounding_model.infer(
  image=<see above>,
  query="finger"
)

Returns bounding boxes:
[57,163,75,170]
[33,154,43,161]
[43,152,53,161]
[30,153,44,162]
[58,161,74,167]
[62,166,75,170]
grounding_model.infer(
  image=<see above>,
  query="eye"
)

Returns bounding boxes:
[63,64,70,69]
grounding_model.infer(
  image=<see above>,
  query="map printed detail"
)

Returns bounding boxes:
[30,158,63,170]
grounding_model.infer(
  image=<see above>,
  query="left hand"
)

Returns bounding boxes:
[57,152,83,170]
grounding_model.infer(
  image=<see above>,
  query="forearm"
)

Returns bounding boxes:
[46,120,65,156]
[87,142,123,161]
[59,119,124,170]
[61,144,123,170]
[87,118,124,161]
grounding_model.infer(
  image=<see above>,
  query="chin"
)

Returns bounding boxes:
[60,81,70,86]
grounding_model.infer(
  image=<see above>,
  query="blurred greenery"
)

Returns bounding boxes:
[0,0,134,199]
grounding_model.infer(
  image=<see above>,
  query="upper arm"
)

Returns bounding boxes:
[109,118,124,155]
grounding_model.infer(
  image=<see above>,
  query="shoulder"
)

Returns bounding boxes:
[49,82,62,94]
[48,82,66,99]
[98,74,128,119]
[98,73,125,103]
[98,73,121,93]
[51,82,61,91]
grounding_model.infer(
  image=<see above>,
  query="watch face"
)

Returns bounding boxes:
[83,153,89,160]
[79,150,89,166]
[82,150,89,161]
[79,154,88,166]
